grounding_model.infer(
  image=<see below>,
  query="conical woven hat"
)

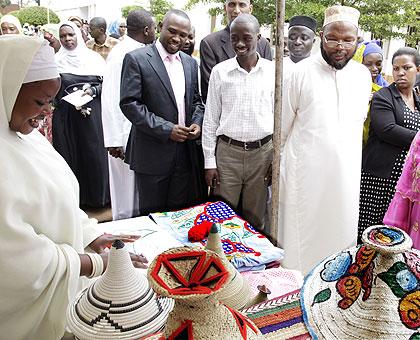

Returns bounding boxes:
[147,246,262,339]
[301,225,420,339]
[205,223,254,309]
[67,240,174,340]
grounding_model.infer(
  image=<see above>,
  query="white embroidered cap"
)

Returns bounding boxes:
[323,5,360,28]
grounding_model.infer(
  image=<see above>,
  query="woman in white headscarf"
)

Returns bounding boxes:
[0,14,22,34]
[53,21,110,208]
[0,35,146,340]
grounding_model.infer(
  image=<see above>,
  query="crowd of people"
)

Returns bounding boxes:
[0,1,419,338]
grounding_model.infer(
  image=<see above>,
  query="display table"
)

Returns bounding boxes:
[99,216,183,274]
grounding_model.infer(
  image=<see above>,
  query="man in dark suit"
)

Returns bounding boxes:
[120,9,204,215]
[199,0,272,102]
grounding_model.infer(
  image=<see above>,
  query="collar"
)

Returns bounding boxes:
[226,53,263,74]
[389,83,420,106]
[155,40,181,62]
[93,35,112,48]
[123,35,144,48]
[316,53,337,72]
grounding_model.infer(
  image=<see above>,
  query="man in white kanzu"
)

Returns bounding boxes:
[279,5,371,274]
[101,10,156,220]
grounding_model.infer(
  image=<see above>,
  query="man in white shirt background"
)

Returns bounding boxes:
[101,9,156,220]
[202,14,274,231]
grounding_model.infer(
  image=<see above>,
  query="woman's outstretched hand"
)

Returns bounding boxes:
[89,233,140,254]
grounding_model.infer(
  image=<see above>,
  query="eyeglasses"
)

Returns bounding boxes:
[119,25,127,28]
[323,36,357,49]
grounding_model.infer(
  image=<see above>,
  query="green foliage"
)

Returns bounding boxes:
[150,0,174,24]
[185,0,419,44]
[11,6,59,26]
[121,5,144,18]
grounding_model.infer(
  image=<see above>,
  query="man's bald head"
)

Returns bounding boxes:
[230,13,259,34]
[89,17,106,30]
[127,9,154,32]
[162,9,190,27]
[126,9,156,44]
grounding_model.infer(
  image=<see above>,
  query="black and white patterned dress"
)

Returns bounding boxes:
[358,103,420,242]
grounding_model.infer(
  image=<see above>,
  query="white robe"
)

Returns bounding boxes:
[0,35,102,340]
[101,36,143,220]
[279,53,371,274]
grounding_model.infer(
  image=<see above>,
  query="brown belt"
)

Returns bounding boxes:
[219,134,272,150]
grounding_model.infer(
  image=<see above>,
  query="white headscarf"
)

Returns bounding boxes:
[23,40,60,83]
[0,14,22,34]
[55,21,105,76]
[0,35,101,339]
[0,35,40,128]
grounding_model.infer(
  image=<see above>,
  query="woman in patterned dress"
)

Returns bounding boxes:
[358,47,420,242]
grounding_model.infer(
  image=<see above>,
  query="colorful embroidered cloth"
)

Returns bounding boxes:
[242,289,310,339]
[150,201,284,271]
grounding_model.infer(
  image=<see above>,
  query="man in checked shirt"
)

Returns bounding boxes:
[202,14,274,231]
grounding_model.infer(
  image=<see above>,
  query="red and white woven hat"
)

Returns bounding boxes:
[67,240,174,340]
[301,225,420,339]
[146,246,263,339]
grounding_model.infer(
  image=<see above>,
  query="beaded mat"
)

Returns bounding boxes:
[242,289,310,340]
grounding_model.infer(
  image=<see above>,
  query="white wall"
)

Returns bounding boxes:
[382,37,407,77]
[40,0,214,55]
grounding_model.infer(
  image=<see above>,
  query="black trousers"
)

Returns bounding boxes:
[136,143,192,215]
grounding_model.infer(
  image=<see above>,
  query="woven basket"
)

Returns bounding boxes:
[205,223,260,309]
[301,225,420,339]
[146,246,263,339]
[67,240,174,340]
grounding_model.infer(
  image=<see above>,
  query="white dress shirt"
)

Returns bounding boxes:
[202,55,274,168]
[155,40,186,127]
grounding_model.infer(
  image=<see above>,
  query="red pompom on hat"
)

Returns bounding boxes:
[188,220,213,242]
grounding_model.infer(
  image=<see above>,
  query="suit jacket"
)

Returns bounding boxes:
[120,43,204,176]
[362,83,420,178]
[199,26,273,102]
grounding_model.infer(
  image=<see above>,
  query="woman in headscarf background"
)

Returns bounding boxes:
[0,14,22,35]
[108,18,127,40]
[0,35,146,340]
[54,21,110,209]
[358,47,420,242]
[68,15,89,42]
[362,40,389,144]
[362,40,389,88]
